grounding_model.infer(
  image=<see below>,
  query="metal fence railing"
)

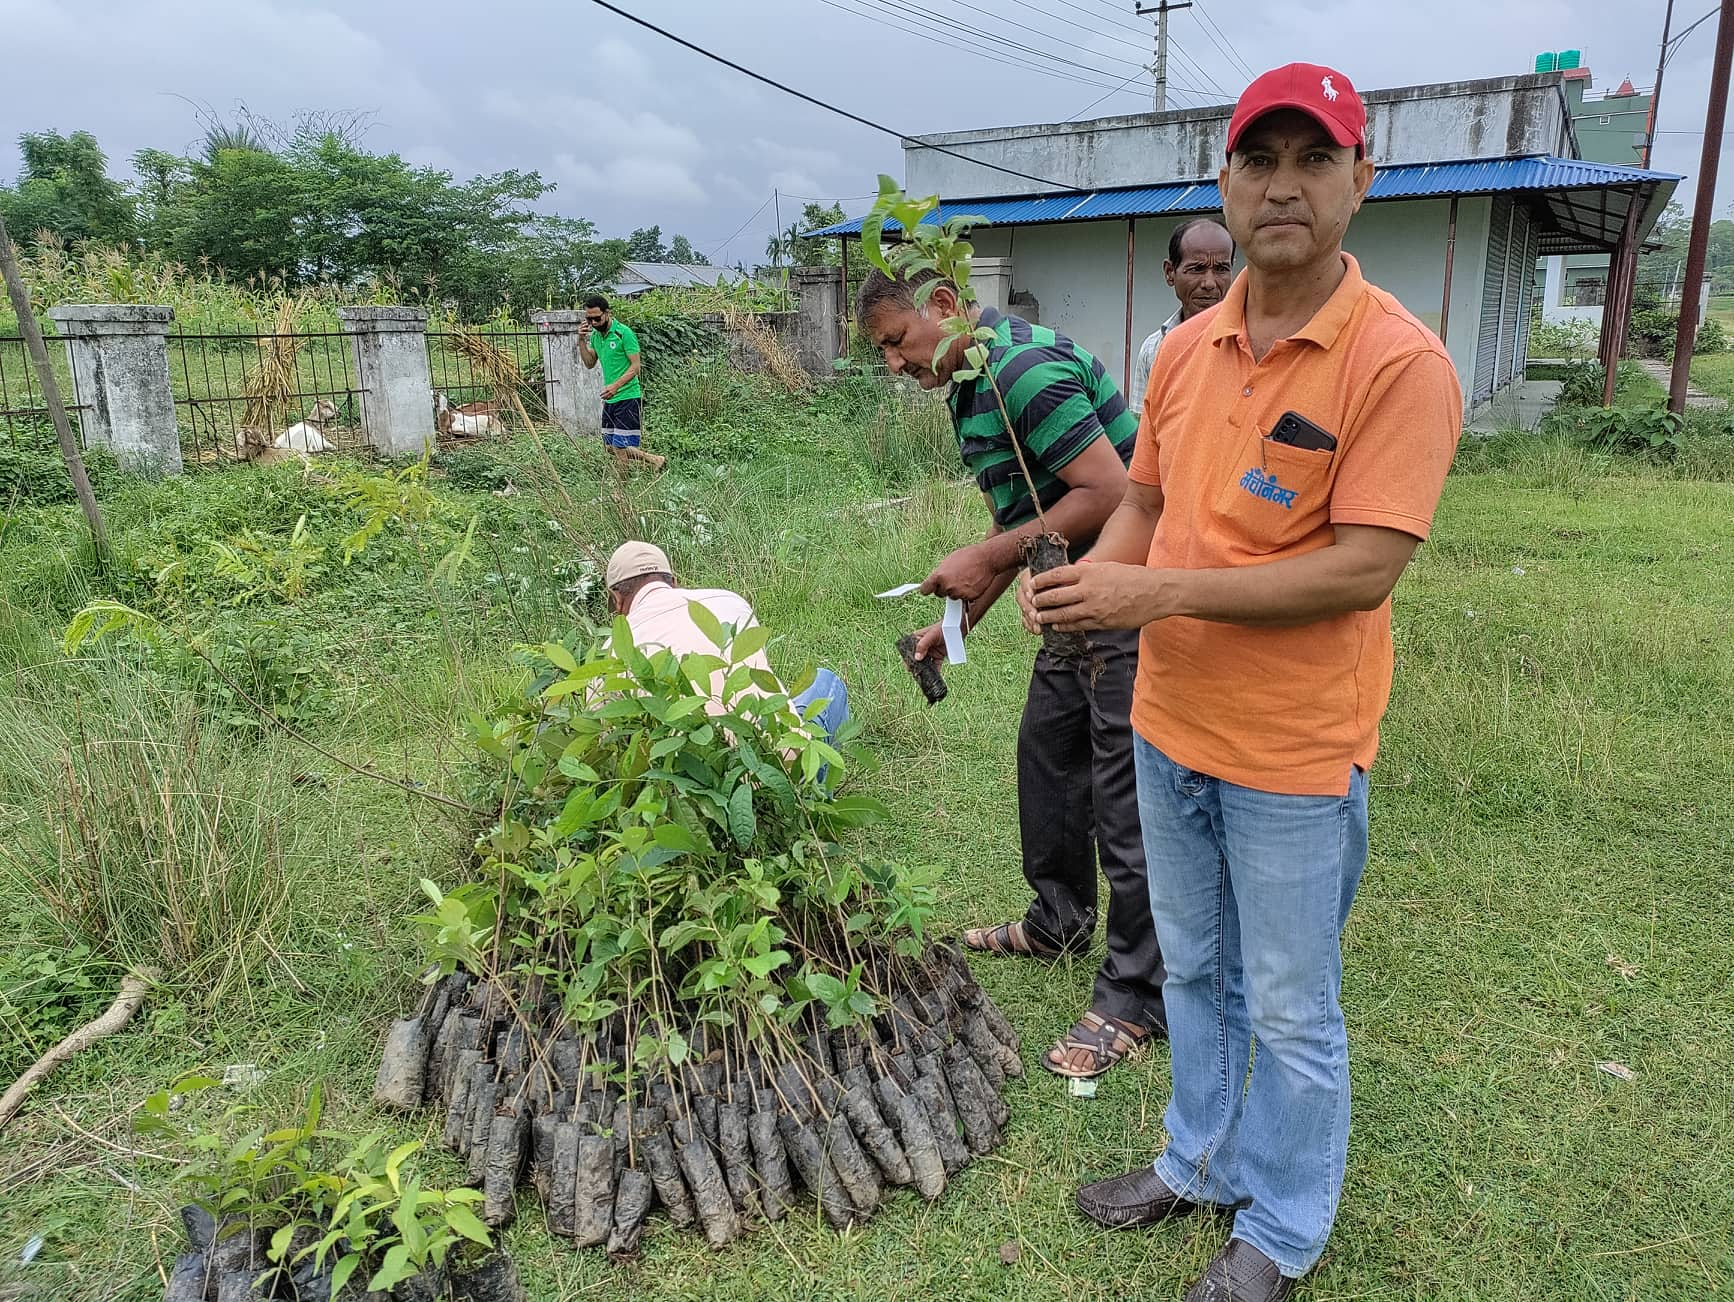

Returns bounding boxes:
[0,333,89,452]
[426,329,551,425]
[167,327,368,467]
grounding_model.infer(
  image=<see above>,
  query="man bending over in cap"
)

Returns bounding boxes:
[1022,64,1461,1300]
[603,541,849,742]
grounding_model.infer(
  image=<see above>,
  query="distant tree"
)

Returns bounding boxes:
[626,225,668,262]
[0,130,136,247]
[668,233,709,265]
[791,202,845,268]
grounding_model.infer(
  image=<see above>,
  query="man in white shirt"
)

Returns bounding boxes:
[1128,219,1236,411]
[604,541,849,740]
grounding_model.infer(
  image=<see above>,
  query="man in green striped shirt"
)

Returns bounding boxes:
[858,267,1166,1080]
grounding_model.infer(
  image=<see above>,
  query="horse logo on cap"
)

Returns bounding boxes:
[1321,76,1340,102]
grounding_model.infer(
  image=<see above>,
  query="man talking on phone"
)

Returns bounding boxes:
[1020,65,1461,1299]
[579,294,665,471]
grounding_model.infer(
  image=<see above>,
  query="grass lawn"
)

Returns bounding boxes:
[1690,350,1734,404]
[0,381,1730,1300]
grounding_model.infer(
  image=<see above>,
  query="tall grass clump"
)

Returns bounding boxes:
[0,672,307,997]
[856,379,956,488]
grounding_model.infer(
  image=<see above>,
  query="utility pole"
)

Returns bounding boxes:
[1642,0,1676,167]
[1136,1,1192,112]
[1667,0,1733,414]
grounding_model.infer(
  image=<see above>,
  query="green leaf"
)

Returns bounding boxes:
[445,1203,491,1248]
[667,1027,690,1066]
[727,782,757,848]
[687,600,727,652]
[541,642,578,673]
[912,277,945,311]
[330,1256,360,1295]
[269,1224,296,1263]
[368,1243,415,1292]
[652,822,700,852]
[931,336,956,373]
[729,624,771,664]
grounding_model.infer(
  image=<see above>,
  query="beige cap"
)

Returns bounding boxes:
[605,540,672,589]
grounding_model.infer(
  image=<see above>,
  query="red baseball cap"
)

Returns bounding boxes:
[1226,63,1367,156]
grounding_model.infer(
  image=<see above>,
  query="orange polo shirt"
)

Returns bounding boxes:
[1130,253,1462,796]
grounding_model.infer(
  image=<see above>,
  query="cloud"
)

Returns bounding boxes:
[554,154,707,205]
[748,137,845,176]
[483,91,702,162]
[767,169,824,198]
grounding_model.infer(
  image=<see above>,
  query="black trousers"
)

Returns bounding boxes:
[1016,626,1167,1032]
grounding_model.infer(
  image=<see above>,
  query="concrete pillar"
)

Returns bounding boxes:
[337,307,434,457]
[47,304,180,476]
[529,310,603,436]
[972,257,1014,316]
[788,266,843,375]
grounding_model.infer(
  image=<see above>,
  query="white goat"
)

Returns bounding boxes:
[273,400,340,452]
[436,390,500,439]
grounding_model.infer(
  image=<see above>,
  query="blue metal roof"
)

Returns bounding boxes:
[805,156,1679,245]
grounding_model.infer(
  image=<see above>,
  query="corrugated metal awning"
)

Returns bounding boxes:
[805,155,1679,253]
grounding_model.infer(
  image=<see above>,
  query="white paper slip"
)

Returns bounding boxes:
[875,582,923,599]
[942,597,967,664]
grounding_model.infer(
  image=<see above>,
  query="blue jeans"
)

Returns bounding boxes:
[1133,735,1369,1278]
[791,668,850,744]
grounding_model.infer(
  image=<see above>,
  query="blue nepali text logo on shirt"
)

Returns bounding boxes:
[1239,467,1297,509]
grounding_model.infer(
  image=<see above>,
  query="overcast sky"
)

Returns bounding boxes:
[1,0,1728,268]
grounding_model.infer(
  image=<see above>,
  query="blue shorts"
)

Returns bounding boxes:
[602,397,641,449]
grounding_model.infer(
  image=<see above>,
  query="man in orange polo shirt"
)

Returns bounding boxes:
[1020,65,1461,1299]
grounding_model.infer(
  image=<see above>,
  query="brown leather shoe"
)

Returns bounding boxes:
[1075,1166,1202,1229]
[1184,1239,1296,1301]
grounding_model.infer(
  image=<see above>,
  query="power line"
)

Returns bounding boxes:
[983,0,1154,59]
[1192,0,1257,81]
[1067,69,1151,121]
[820,0,1140,91]
[1163,36,1232,99]
[706,192,777,263]
[585,0,1086,191]
[865,0,1147,79]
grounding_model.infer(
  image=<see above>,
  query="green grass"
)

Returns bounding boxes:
[0,391,1730,1300]
[1690,351,1734,404]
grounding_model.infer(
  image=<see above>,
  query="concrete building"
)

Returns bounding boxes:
[1533,51,1659,326]
[813,72,1678,411]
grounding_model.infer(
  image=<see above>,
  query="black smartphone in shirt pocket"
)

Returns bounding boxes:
[1268,410,1338,453]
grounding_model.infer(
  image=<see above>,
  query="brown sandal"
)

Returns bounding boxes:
[1045,1010,1150,1079]
[962,920,1064,961]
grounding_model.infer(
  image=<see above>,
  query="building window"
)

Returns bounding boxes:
[1571,279,1607,307]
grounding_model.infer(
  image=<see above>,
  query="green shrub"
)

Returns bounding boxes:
[1541,404,1684,461]
[0,435,121,506]
[1529,316,1598,360]
[1554,359,1608,407]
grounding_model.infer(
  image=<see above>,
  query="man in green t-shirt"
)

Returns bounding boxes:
[579,294,664,470]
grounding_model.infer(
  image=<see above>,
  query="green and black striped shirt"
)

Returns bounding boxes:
[945,308,1137,530]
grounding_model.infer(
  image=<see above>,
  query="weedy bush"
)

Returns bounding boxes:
[1528,315,1599,360]
[1554,359,1608,407]
[661,356,732,427]
[1543,404,1685,461]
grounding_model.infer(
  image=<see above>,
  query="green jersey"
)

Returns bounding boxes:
[591,319,642,401]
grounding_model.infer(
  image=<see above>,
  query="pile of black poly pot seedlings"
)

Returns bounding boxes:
[373,939,1023,1257]
[164,1204,523,1302]
[139,1076,526,1302]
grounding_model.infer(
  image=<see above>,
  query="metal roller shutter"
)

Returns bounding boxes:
[1474,196,1511,403]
